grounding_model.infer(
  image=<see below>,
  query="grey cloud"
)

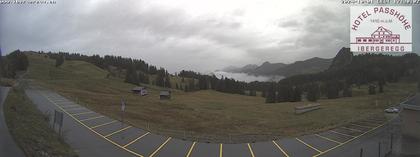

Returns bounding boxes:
[251,3,350,63]
[0,0,263,72]
[278,19,299,28]
[1,1,418,73]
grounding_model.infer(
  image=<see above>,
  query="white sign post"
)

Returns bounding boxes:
[121,99,125,126]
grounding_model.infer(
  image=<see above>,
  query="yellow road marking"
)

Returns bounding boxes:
[104,126,132,138]
[42,93,145,157]
[341,127,363,132]
[123,132,150,148]
[247,143,255,157]
[329,130,355,138]
[91,120,117,129]
[314,134,342,144]
[72,111,94,116]
[219,143,223,157]
[350,123,371,129]
[313,120,389,157]
[80,116,105,122]
[295,138,322,153]
[149,137,171,157]
[272,141,290,157]
[185,142,196,157]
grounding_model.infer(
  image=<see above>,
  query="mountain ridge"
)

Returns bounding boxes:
[219,48,358,77]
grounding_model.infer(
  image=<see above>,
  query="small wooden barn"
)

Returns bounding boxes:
[160,90,171,100]
[132,87,148,96]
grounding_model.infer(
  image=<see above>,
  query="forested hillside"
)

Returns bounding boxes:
[0,50,29,78]
[264,50,420,103]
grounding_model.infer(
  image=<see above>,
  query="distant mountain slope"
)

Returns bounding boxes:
[253,62,287,75]
[222,64,258,73]
[221,57,333,77]
[274,57,333,77]
[328,47,353,70]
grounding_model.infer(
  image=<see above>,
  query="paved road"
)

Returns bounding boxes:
[25,86,401,157]
[323,94,420,157]
[0,86,25,157]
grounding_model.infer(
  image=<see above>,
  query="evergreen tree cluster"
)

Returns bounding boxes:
[43,51,168,87]
[178,70,246,95]
[55,55,64,67]
[155,68,171,88]
[0,50,29,78]
[264,53,420,103]
[265,82,303,103]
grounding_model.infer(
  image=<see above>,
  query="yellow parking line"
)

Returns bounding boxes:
[313,120,390,157]
[364,119,383,124]
[247,143,255,157]
[65,107,85,111]
[91,120,117,129]
[42,93,145,157]
[62,105,80,109]
[350,123,371,129]
[341,127,363,132]
[295,138,322,153]
[80,116,105,122]
[123,132,150,148]
[149,137,171,157]
[219,143,223,157]
[54,100,68,102]
[272,141,290,157]
[330,130,355,138]
[185,142,196,157]
[314,134,342,144]
[104,126,132,138]
[355,121,376,127]
[72,111,94,116]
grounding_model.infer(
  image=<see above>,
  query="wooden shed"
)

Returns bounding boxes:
[160,90,171,100]
[131,87,148,96]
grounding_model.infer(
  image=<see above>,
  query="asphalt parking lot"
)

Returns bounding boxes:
[27,88,392,157]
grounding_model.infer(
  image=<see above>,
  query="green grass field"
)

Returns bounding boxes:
[4,86,77,157]
[25,52,416,140]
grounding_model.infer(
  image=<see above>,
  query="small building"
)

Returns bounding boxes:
[131,87,148,96]
[401,94,420,156]
[160,90,171,100]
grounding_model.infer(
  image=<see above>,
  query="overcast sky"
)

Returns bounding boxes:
[0,0,419,73]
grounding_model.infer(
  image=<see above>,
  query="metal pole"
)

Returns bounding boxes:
[59,123,62,137]
[378,142,381,157]
[360,148,363,157]
[53,111,56,130]
[121,109,124,127]
[390,133,393,151]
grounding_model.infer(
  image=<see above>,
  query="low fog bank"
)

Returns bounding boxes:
[213,71,284,83]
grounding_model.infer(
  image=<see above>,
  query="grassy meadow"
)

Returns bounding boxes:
[4,85,77,157]
[25,52,416,140]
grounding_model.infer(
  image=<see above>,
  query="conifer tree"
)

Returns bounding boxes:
[55,55,64,67]
[265,83,276,103]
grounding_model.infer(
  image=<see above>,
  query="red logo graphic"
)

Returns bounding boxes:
[355,26,400,44]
